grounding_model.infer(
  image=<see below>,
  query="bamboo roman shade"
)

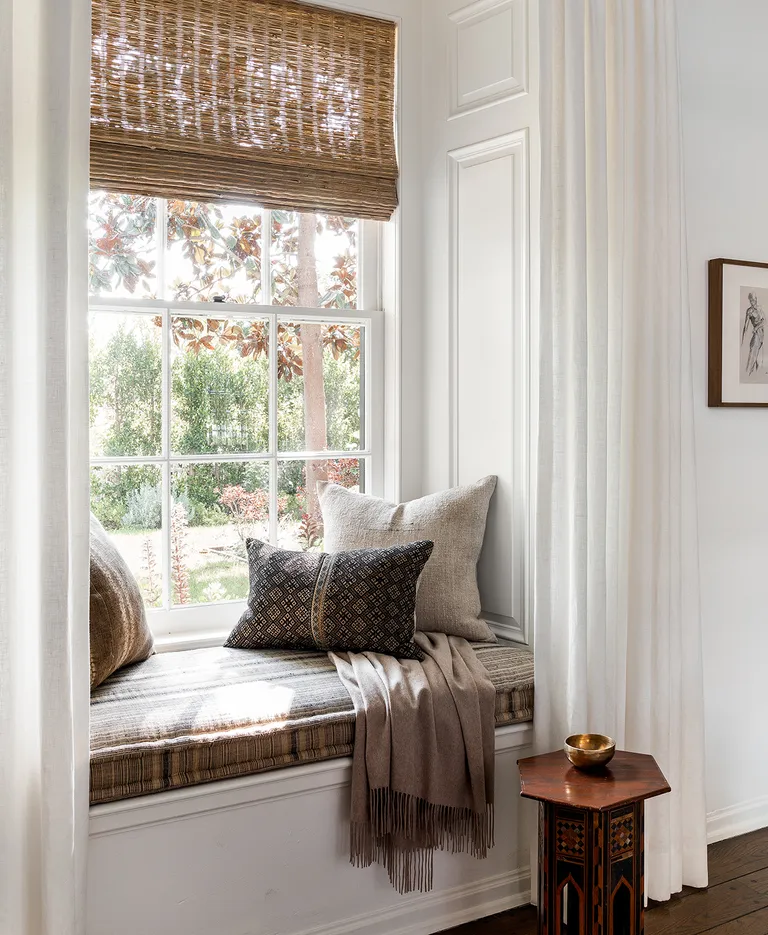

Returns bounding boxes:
[90,0,398,219]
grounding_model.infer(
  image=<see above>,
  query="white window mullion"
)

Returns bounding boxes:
[90,297,372,324]
[161,305,171,461]
[157,198,171,610]
[261,207,271,306]
[268,312,279,545]
[365,314,383,497]
[89,455,166,465]
[161,303,172,610]
[156,197,167,299]
[265,208,279,546]
[154,449,369,463]
[161,460,171,611]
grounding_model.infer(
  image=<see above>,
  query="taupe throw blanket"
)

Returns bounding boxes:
[329,631,496,894]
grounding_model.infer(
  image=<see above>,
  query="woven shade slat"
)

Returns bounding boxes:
[90,0,398,220]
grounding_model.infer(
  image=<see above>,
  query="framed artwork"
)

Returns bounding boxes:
[709,258,768,407]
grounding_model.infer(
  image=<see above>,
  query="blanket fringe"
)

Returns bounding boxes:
[350,788,495,894]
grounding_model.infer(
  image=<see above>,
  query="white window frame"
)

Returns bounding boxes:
[89,199,385,650]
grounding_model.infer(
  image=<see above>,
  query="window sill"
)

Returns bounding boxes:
[146,599,245,652]
[153,629,230,653]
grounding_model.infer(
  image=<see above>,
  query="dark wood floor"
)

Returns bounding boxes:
[444,826,768,934]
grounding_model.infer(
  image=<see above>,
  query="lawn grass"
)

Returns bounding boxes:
[186,559,249,604]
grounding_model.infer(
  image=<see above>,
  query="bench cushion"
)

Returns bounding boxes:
[90,643,534,805]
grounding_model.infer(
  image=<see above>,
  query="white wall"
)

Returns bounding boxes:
[416,0,768,835]
[420,0,539,645]
[677,0,768,833]
[318,0,424,504]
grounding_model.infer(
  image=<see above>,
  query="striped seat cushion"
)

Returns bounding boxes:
[90,644,534,805]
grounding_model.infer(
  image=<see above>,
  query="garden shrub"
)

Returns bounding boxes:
[122,483,162,530]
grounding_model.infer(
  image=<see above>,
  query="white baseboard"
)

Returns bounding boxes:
[707,794,768,844]
[293,867,531,935]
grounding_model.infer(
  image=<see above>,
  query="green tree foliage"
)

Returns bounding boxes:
[89,319,162,457]
[88,192,363,534]
[88,192,157,295]
[90,465,161,530]
[171,335,270,455]
[166,200,262,302]
[122,483,162,529]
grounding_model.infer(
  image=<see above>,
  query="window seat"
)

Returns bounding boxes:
[90,643,534,805]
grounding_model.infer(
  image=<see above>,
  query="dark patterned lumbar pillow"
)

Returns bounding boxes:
[225,538,434,659]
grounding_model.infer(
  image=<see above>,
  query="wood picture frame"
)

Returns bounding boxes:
[709,257,768,407]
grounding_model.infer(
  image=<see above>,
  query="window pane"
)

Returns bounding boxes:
[165,201,262,303]
[170,316,270,455]
[277,321,362,452]
[90,465,163,607]
[277,458,361,551]
[271,211,358,309]
[170,461,269,605]
[88,191,157,298]
[89,312,163,458]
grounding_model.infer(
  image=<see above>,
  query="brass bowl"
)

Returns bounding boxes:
[564,733,616,771]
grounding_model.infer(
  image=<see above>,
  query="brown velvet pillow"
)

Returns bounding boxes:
[89,514,154,689]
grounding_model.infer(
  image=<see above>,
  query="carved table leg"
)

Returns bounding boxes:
[537,801,645,934]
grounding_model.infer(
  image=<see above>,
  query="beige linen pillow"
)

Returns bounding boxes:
[318,476,497,641]
[89,514,154,689]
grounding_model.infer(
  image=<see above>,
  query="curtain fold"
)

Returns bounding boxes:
[0,0,91,932]
[536,0,708,900]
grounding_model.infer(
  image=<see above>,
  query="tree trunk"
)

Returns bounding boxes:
[297,213,327,527]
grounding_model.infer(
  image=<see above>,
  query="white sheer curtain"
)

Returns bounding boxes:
[0,0,91,932]
[535,0,708,901]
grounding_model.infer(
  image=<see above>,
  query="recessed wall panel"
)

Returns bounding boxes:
[450,133,527,638]
[449,0,528,117]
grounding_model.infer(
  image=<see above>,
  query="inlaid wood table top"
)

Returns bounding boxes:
[517,750,670,811]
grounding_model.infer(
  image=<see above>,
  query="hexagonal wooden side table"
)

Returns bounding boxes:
[517,751,670,935]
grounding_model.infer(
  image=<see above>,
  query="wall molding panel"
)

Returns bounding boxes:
[87,725,534,935]
[448,0,528,118]
[448,131,530,643]
[422,0,538,653]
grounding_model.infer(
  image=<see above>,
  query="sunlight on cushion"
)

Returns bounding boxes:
[195,681,296,731]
